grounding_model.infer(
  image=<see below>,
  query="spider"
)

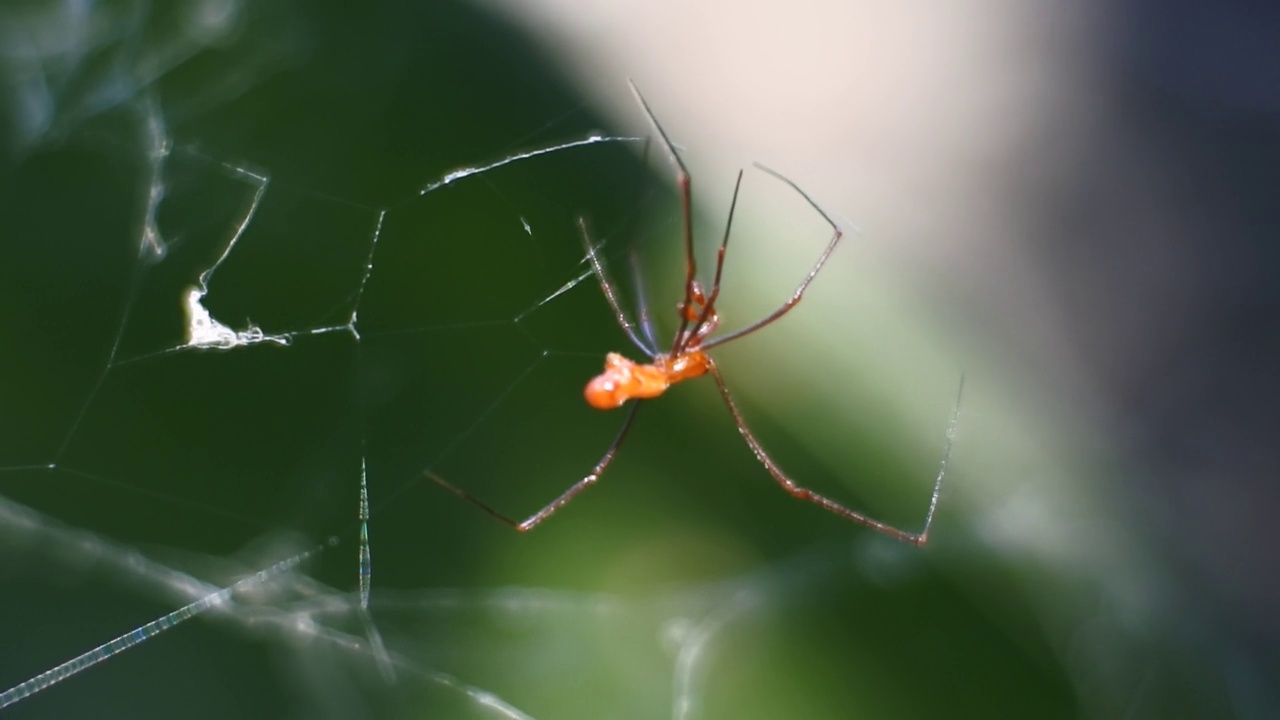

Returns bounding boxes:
[428,81,963,545]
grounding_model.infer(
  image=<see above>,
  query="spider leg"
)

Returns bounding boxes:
[627,80,699,354]
[426,400,643,532]
[707,360,963,546]
[579,218,658,357]
[702,163,844,351]
[686,169,744,346]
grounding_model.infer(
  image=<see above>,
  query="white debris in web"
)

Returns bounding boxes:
[181,285,280,348]
[178,162,291,350]
[183,284,290,349]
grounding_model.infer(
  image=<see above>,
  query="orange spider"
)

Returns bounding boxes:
[428,81,962,544]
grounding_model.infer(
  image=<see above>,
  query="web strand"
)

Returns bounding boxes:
[0,539,324,710]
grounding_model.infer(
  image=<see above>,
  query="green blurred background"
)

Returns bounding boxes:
[1,1,1275,718]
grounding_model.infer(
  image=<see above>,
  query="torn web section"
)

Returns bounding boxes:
[39,147,369,553]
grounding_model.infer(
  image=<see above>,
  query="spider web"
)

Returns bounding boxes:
[0,2,1211,719]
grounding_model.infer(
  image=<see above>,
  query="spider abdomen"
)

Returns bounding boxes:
[584,351,710,410]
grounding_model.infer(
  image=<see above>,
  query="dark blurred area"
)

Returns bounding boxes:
[1074,0,1280,705]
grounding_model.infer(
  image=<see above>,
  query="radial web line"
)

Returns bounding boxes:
[0,544,323,709]
[359,458,372,610]
[418,133,643,195]
[347,208,387,340]
[356,457,395,682]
